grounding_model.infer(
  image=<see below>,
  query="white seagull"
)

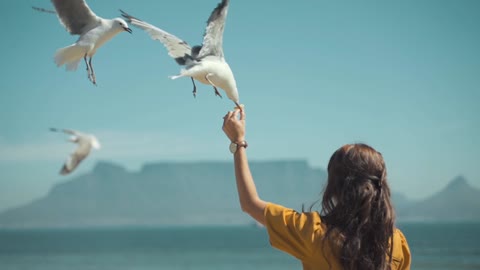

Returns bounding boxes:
[120,0,242,110]
[34,0,132,85]
[50,128,101,175]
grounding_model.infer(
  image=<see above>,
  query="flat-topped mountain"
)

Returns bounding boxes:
[0,162,478,228]
[0,160,326,228]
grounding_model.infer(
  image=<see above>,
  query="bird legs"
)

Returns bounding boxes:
[84,55,97,85]
[205,73,222,98]
[204,73,242,112]
[191,78,197,98]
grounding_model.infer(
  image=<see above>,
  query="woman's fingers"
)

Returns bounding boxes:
[230,108,246,121]
[239,109,245,121]
[222,111,233,130]
[223,108,245,132]
[223,111,232,122]
[222,109,246,143]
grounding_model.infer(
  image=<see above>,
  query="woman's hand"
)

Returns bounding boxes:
[222,108,246,143]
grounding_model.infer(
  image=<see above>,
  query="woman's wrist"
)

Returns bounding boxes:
[229,140,248,154]
[232,138,246,143]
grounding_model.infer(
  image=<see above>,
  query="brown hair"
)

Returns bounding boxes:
[321,143,395,270]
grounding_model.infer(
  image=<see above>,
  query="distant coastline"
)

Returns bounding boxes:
[0,161,478,229]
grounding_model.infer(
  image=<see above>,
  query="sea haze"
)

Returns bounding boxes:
[0,161,479,228]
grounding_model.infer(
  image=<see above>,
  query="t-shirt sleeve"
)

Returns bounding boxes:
[398,230,411,270]
[264,202,323,261]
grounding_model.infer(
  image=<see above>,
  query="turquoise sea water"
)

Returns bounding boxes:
[0,223,479,270]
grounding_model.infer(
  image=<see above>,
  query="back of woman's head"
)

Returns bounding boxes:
[321,143,395,270]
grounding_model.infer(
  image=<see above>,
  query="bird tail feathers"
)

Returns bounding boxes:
[55,45,84,71]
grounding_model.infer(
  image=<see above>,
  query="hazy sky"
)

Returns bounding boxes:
[0,0,479,211]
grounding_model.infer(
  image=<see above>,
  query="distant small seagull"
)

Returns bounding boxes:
[120,0,242,110]
[33,0,132,85]
[50,128,101,175]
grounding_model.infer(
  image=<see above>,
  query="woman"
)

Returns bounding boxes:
[222,108,411,270]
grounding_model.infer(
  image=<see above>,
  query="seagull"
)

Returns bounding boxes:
[120,0,242,110]
[34,0,132,85]
[50,128,101,175]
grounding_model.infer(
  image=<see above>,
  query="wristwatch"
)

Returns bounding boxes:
[229,141,248,154]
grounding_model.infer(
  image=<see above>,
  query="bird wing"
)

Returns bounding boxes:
[50,128,84,137]
[32,6,57,14]
[61,129,83,136]
[198,0,230,59]
[121,10,192,60]
[51,0,100,35]
[60,139,92,175]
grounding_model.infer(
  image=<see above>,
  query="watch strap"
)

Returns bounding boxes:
[230,140,248,154]
[235,141,248,149]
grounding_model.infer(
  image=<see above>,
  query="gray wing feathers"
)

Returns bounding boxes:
[121,10,191,59]
[198,0,229,59]
[61,129,82,136]
[32,6,57,14]
[50,128,81,136]
[51,0,99,35]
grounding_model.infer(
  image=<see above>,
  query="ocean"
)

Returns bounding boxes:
[0,223,479,270]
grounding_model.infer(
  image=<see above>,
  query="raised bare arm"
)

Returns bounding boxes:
[222,109,267,225]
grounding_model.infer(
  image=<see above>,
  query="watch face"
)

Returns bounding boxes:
[229,142,237,154]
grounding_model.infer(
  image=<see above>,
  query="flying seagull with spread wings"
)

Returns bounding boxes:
[50,128,101,175]
[34,0,132,85]
[121,0,242,110]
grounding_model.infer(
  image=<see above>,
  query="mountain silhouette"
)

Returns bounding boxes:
[0,162,478,228]
[397,175,480,221]
[0,160,326,228]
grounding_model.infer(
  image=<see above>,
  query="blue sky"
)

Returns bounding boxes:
[0,0,479,211]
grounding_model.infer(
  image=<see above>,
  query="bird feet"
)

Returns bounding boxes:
[91,73,97,86]
[86,70,97,85]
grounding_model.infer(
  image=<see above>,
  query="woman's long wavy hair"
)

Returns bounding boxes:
[321,143,395,270]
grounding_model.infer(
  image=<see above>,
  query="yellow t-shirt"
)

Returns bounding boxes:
[264,203,411,270]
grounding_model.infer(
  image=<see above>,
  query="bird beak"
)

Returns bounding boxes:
[124,27,132,34]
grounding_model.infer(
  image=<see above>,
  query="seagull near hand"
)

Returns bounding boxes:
[121,0,242,110]
[34,0,132,85]
[50,128,101,175]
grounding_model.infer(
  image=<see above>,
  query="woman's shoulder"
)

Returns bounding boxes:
[264,202,325,232]
[265,203,323,221]
[391,228,411,269]
[394,228,409,244]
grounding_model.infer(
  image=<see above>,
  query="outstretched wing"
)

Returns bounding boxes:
[51,0,100,35]
[50,128,84,137]
[121,10,192,63]
[32,6,56,14]
[198,0,230,59]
